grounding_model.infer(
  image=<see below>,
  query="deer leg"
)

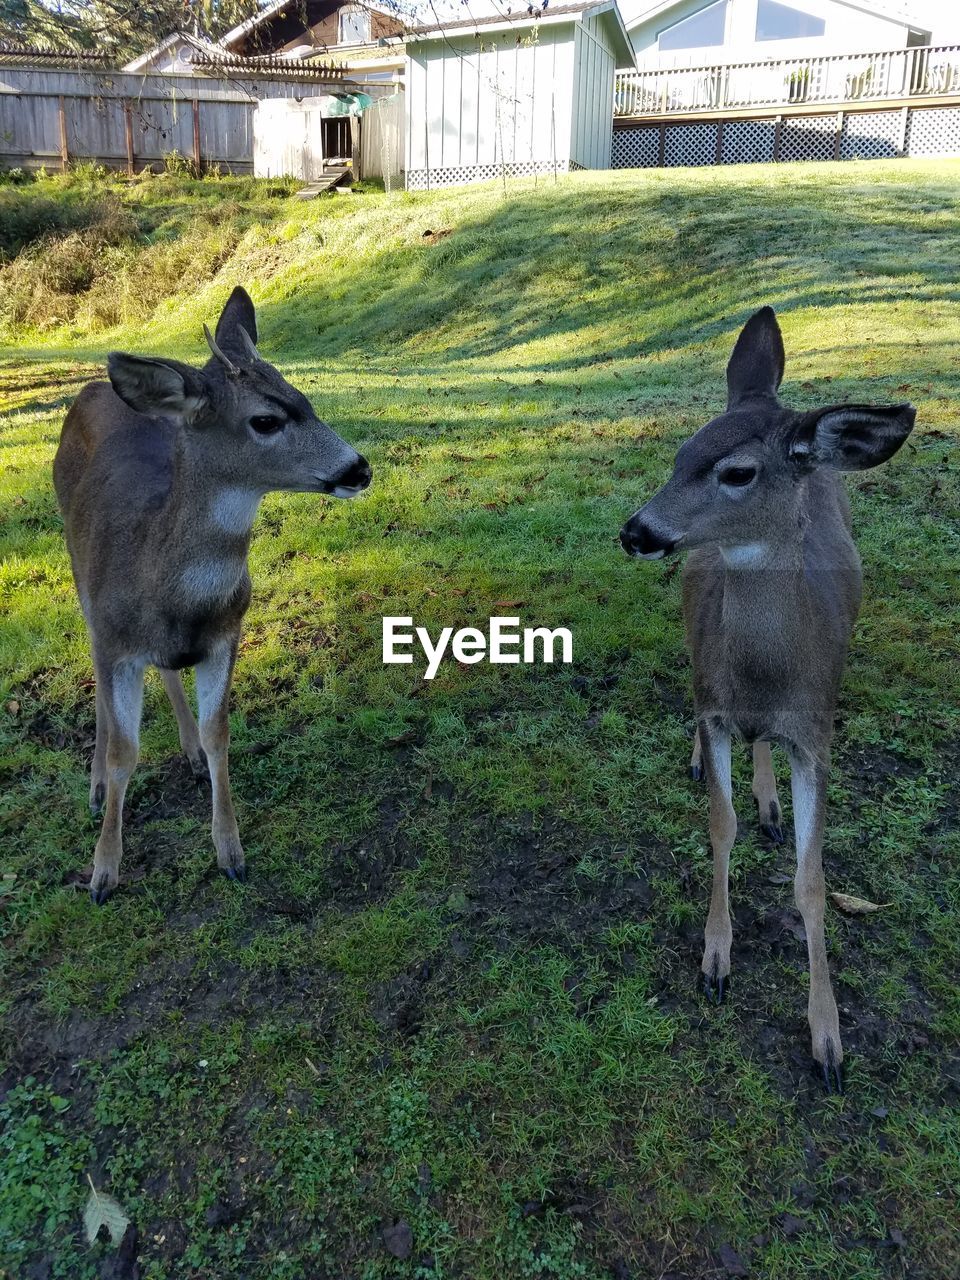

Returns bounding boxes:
[752,741,783,844]
[789,755,843,1093]
[158,668,207,779]
[90,656,145,905]
[699,721,735,1004]
[689,727,704,782]
[195,639,245,882]
[90,677,108,815]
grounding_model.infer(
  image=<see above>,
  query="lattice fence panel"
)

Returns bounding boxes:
[721,119,776,164]
[907,107,960,157]
[664,123,718,167]
[841,111,902,159]
[609,104,960,172]
[778,114,836,161]
[406,160,570,190]
[611,126,660,168]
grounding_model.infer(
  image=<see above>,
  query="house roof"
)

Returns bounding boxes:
[123,29,352,78]
[122,30,223,73]
[409,0,636,67]
[620,0,932,35]
[219,0,405,50]
[411,1,597,34]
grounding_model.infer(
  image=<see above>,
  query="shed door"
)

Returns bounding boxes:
[254,100,328,180]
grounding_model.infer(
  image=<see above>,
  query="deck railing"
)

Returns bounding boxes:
[614,44,960,117]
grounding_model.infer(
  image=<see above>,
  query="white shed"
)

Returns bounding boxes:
[405,1,636,189]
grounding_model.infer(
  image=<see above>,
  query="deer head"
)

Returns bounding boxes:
[107,287,371,499]
[620,307,914,561]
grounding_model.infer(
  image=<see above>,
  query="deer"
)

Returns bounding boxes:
[54,287,371,905]
[620,307,915,1092]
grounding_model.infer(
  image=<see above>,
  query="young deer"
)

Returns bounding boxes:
[54,287,371,903]
[620,307,914,1090]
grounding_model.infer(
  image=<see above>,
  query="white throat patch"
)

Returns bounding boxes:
[210,488,262,536]
[721,542,769,569]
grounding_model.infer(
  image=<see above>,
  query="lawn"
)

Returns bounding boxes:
[1,160,959,1280]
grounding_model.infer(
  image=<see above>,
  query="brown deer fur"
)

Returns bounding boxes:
[54,287,371,903]
[620,307,915,1090]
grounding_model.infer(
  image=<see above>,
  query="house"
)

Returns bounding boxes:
[219,0,406,58]
[405,1,636,189]
[621,0,956,68]
[123,32,233,75]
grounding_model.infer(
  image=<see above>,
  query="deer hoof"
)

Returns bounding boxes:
[703,969,728,1005]
[689,763,705,783]
[221,865,247,884]
[89,882,114,906]
[761,821,785,845]
[818,1052,844,1096]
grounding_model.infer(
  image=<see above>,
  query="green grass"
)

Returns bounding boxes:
[1,160,959,1278]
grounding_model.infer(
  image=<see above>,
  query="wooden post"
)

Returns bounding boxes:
[773,113,783,162]
[350,115,360,176]
[58,95,68,170]
[898,104,910,156]
[658,123,666,167]
[833,110,844,160]
[715,119,724,165]
[124,101,135,175]
[192,100,201,173]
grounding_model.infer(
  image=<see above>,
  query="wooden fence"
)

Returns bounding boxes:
[0,67,347,173]
[615,44,960,118]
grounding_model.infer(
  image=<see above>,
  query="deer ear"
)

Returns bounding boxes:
[789,403,916,472]
[726,306,785,408]
[108,354,207,422]
[214,285,258,355]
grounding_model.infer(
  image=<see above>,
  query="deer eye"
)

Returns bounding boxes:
[249,414,285,436]
[719,465,757,487]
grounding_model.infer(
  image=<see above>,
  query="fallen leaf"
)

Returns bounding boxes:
[492,599,526,609]
[830,892,891,915]
[5,700,19,716]
[83,1178,130,1246]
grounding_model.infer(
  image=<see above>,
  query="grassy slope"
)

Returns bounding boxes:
[0,162,959,1280]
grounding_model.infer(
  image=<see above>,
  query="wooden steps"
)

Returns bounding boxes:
[294,166,351,199]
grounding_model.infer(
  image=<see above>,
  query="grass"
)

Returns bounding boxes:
[1,160,959,1279]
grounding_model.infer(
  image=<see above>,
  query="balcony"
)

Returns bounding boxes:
[614,44,960,119]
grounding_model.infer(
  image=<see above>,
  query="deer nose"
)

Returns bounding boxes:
[620,518,676,560]
[332,455,372,496]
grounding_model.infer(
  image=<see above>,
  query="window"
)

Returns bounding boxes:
[658,0,728,52]
[755,0,826,41]
[338,7,370,43]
